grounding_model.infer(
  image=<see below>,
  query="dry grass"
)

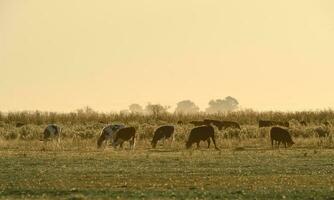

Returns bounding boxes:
[1,110,334,199]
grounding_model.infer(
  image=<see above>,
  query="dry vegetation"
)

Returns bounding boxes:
[1,109,334,199]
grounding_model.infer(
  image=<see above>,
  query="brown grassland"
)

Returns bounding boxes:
[0,110,334,199]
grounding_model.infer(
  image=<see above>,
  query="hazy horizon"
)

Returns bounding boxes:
[1,0,334,112]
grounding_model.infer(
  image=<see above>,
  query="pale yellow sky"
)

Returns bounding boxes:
[1,0,334,112]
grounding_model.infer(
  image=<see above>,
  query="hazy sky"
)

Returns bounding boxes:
[1,0,334,112]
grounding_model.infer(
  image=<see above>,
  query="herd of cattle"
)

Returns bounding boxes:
[40,119,332,150]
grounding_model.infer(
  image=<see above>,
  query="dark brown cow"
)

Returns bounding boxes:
[112,127,136,149]
[177,120,183,125]
[270,127,294,148]
[151,125,175,148]
[203,119,241,130]
[259,120,289,128]
[186,125,219,150]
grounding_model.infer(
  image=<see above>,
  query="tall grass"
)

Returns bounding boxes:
[1,109,334,125]
[0,109,333,149]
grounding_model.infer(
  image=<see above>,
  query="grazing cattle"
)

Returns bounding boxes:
[16,122,25,128]
[189,120,207,126]
[97,124,125,148]
[151,125,175,148]
[186,125,219,150]
[43,124,61,141]
[314,126,330,138]
[299,120,307,126]
[112,127,136,149]
[203,119,241,130]
[259,120,289,128]
[270,127,294,148]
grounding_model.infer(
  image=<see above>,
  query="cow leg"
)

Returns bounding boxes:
[278,141,280,149]
[284,142,287,148]
[197,142,200,149]
[170,135,174,148]
[130,137,135,149]
[207,138,211,148]
[271,139,274,149]
[211,136,219,150]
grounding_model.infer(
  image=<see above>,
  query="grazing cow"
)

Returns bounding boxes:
[314,126,330,138]
[16,122,25,128]
[299,120,307,126]
[203,119,241,130]
[112,127,136,149]
[189,120,207,126]
[186,125,219,150]
[270,127,294,148]
[151,125,175,148]
[259,120,289,128]
[43,124,61,141]
[97,124,125,148]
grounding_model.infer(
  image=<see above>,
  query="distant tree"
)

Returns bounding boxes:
[175,100,200,114]
[205,96,239,113]
[145,103,170,117]
[119,109,130,115]
[129,104,144,114]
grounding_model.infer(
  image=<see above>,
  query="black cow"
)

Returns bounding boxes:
[186,125,219,150]
[43,124,61,141]
[259,120,289,128]
[151,125,175,148]
[203,119,241,130]
[112,127,136,149]
[270,127,294,148]
[97,124,125,148]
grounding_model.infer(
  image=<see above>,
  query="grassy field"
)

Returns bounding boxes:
[1,110,334,199]
[1,139,334,200]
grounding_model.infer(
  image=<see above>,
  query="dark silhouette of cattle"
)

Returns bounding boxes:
[189,120,207,126]
[177,120,183,125]
[259,120,289,128]
[270,127,294,148]
[43,124,61,141]
[15,122,25,128]
[186,125,219,150]
[97,124,125,148]
[314,126,330,138]
[299,120,307,126]
[151,125,175,148]
[203,119,241,130]
[112,127,136,149]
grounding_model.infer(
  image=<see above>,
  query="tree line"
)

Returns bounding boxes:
[123,96,239,115]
